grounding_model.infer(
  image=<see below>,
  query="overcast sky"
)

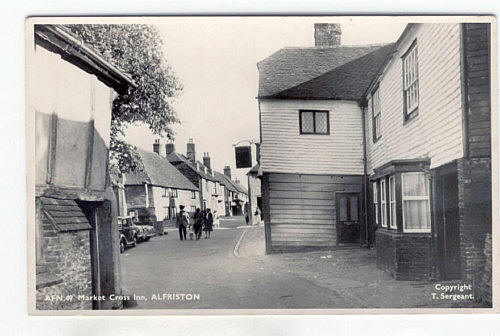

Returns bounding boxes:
[125,17,407,184]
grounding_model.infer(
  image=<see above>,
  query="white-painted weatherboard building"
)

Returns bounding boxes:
[258,22,491,296]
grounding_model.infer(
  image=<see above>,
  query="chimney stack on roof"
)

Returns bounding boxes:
[223,166,231,179]
[165,142,175,156]
[187,138,196,164]
[314,23,341,47]
[153,139,161,155]
[203,152,211,170]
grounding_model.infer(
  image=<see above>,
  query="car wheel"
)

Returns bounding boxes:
[120,240,125,254]
[145,237,150,242]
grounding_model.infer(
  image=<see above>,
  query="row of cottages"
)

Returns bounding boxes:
[123,147,200,226]
[257,23,491,284]
[31,25,136,310]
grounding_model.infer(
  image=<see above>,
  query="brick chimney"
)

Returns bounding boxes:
[203,152,211,170]
[314,23,341,47]
[165,142,175,155]
[153,139,161,155]
[186,138,196,164]
[223,166,231,179]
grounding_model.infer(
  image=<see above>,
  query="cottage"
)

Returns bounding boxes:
[124,147,199,225]
[257,23,394,253]
[165,140,225,215]
[364,23,491,282]
[257,22,492,288]
[31,25,136,309]
[213,169,239,216]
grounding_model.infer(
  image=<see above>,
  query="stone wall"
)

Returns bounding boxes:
[36,215,92,310]
[376,229,432,280]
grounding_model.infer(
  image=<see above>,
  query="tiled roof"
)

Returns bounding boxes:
[213,171,238,193]
[257,43,395,100]
[125,148,198,191]
[40,197,92,231]
[167,152,217,182]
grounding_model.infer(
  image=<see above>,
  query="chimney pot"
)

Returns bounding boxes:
[314,23,341,47]
[165,143,175,155]
[203,152,211,170]
[223,166,231,179]
[153,139,161,155]
[187,139,196,164]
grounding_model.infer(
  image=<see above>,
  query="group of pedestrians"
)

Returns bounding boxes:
[176,205,214,241]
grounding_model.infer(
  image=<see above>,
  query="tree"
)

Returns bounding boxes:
[66,24,183,173]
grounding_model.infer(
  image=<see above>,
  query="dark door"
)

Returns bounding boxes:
[336,193,361,244]
[442,173,461,279]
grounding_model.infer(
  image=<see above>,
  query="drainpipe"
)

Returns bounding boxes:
[360,101,369,249]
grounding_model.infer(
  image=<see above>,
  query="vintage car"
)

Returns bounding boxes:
[139,224,156,241]
[118,215,140,253]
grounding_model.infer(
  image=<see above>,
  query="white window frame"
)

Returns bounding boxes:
[372,88,381,141]
[373,182,379,226]
[170,188,178,198]
[402,40,419,120]
[191,190,197,199]
[389,176,397,229]
[380,179,387,228]
[401,172,431,233]
[163,206,169,220]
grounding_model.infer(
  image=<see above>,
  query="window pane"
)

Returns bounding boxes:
[315,112,328,134]
[350,196,358,221]
[373,183,378,203]
[301,112,314,133]
[403,200,430,230]
[403,173,428,196]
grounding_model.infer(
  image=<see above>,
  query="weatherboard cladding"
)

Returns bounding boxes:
[258,44,395,99]
[125,148,198,191]
[365,23,464,173]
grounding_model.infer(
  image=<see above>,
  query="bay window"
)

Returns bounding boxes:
[389,176,397,229]
[380,179,387,228]
[373,182,379,226]
[402,172,431,232]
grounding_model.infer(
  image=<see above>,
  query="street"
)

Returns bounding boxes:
[121,216,485,310]
[120,216,357,309]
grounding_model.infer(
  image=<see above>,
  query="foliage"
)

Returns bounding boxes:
[66,24,183,173]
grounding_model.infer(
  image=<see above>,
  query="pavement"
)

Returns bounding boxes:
[120,216,486,309]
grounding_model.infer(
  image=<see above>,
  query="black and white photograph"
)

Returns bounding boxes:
[26,16,496,314]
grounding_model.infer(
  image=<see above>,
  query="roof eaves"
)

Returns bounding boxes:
[34,24,137,93]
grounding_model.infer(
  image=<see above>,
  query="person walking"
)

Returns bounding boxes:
[177,205,188,241]
[199,209,207,240]
[193,208,202,240]
[204,209,214,239]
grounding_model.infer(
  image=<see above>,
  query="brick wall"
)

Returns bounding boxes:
[36,214,92,310]
[124,185,147,208]
[457,157,491,280]
[376,229,432,280]
[463,23,490,158]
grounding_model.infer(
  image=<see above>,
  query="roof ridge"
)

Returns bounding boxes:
[280,43,391,50]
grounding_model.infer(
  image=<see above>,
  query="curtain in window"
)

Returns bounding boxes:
[402,173,430,231]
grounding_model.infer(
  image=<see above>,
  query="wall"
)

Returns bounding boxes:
[36,214,92,310]
[365,23,464,173]
[124,185,148,209]
[376,230,432,280]
[260,99,364,175]
[264,172,363,253]
[151,186,199,221]
[248,173,262,225]
[33,43,114,191]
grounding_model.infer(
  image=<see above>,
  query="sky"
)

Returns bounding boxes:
[125,17,407,185]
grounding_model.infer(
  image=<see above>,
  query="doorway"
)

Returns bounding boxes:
[435,170,461,279]
[336,193,361,244]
